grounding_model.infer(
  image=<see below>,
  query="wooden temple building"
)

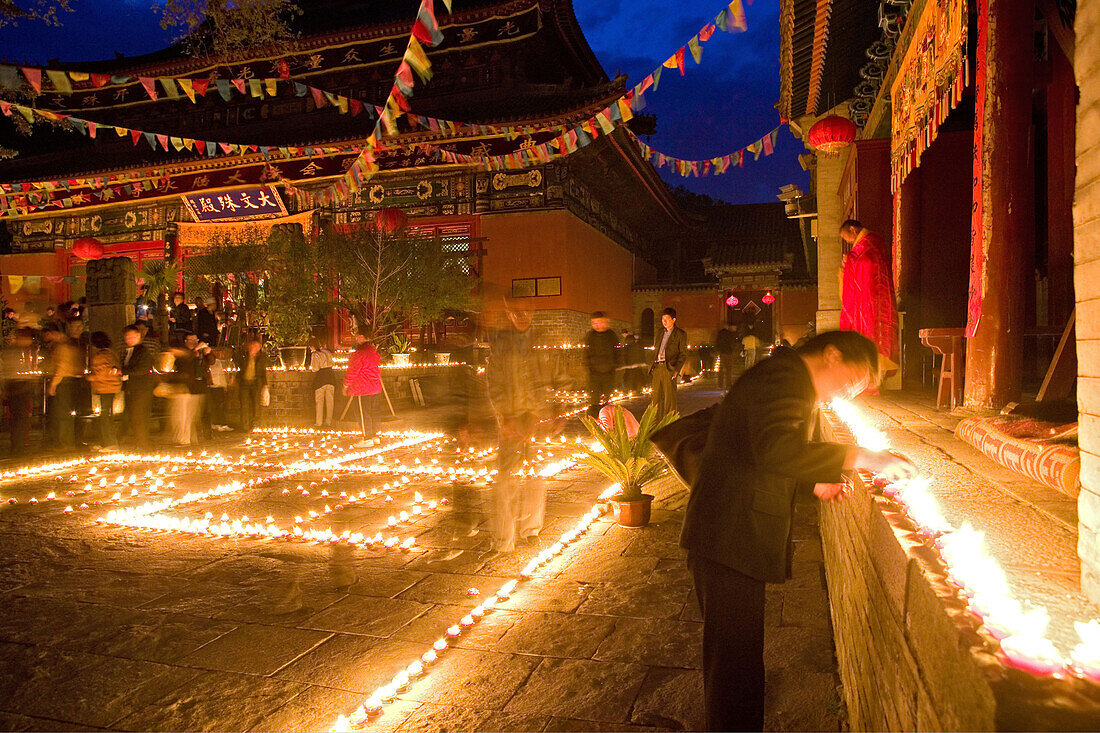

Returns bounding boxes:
[778,0,1100,728]
[0,0,698,344]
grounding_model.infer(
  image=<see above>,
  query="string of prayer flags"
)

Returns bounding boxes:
[628,0,747,105]
[627,126,784,177]
[289,0,447,209]
[0,100,349,165]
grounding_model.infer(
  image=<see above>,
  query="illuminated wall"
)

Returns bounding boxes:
[1074,2,1100,608]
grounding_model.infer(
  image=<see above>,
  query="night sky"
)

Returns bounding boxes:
[0,0,805,204]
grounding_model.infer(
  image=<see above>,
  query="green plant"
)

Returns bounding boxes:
[577,405,678,502]
[388,333,411,356]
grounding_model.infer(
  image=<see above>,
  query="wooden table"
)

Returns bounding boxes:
[918,328,966,409]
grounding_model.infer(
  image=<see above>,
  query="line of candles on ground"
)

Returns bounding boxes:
[4,429,364,507]
[96,431,450,546]
[830,399,1100,681]
[92,430,583,550]
[332,481,622,732]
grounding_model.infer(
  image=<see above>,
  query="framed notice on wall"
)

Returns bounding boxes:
[536,277,561,296]
[511,277,561,297]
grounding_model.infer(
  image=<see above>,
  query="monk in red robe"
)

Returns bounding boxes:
[839,219,897,365]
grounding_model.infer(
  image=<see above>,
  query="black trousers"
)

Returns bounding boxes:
[6,385,31,456]
[240,381,263,432]
[587,370,615,417]
[689,554,767,732]
[124,385,153,450]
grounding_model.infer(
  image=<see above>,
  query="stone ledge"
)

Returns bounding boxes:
[821,412,1100,731]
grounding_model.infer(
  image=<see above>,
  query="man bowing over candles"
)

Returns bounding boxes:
[680,330,917,731]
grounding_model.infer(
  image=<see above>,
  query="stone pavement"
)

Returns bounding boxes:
[0,382,842,732]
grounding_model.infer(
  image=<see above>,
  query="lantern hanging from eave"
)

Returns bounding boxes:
[762,291,776,305]
[72,237,104,260]
[806,115,857,156]
[725,294,739,307]
[375,207,408,234]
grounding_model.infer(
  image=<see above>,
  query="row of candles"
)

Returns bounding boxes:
[91,430,582,550]
[332,482,621,731]
[5,429,364,507]
[96,431,452,547]
[72,425,594,731]
[829,398,1100,680]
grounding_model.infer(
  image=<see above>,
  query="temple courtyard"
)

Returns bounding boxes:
[0,386,841,733]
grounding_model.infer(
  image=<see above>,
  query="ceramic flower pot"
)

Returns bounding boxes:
[611,493,653,528]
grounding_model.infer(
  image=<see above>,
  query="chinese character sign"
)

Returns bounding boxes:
[183,185,287,222]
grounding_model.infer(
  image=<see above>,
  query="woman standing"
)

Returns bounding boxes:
[86,331,122,449]
[308,337,337,428]
[343,332,382,445]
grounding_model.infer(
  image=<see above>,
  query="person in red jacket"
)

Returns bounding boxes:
[344,332,382,445]
[839,219,898,366]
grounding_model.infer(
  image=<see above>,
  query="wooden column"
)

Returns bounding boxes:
[896,168,922,387]
[964,0,1035,409]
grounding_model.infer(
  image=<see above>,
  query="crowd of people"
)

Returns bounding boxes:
[0,294,278,457]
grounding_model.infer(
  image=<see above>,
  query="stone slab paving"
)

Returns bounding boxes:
[0,382,841,731]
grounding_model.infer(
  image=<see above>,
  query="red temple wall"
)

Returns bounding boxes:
[479,209,634,323]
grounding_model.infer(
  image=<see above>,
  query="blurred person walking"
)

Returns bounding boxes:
[585,311,619,418]
[344,332,382,444]
[309,338,338,428]
[3,328,37,456]
[741,329,762,369]
[203,345,228,431]
[44,321,81,451]
[169,334,204,445]
[620,329,646,393]
[486,303,548,553]
[715,326,736,390]
[233,337,268,433]
[86,331,122,450]
[120,324,156,450]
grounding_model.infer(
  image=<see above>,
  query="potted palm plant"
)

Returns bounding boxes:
[577,405,678,527]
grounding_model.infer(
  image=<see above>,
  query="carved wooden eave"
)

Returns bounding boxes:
[57,0,547,81]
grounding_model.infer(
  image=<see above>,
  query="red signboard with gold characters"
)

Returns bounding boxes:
[889,0,968,192]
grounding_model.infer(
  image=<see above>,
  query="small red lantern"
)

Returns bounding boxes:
[725,294,739,307]
[375,207,408,234]
[806,115,857,155]
[762,291,776,305]
[72,237,104,260]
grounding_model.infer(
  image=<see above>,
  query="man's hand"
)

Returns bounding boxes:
[852,449,918,482]
[814,482,849,503]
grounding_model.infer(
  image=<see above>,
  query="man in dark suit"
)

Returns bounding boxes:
[194,297,218,346]
[680,330,917,731]
[649,307,687,416]
[120,324,156,450]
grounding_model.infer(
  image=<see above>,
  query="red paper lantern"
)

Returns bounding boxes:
[725,294,739,307]
[72,237,104,260]
[375,208,408,234]
[762,292,776,305]
[806,115,857,155]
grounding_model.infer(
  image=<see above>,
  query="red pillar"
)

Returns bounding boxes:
[964,0,1035,409]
